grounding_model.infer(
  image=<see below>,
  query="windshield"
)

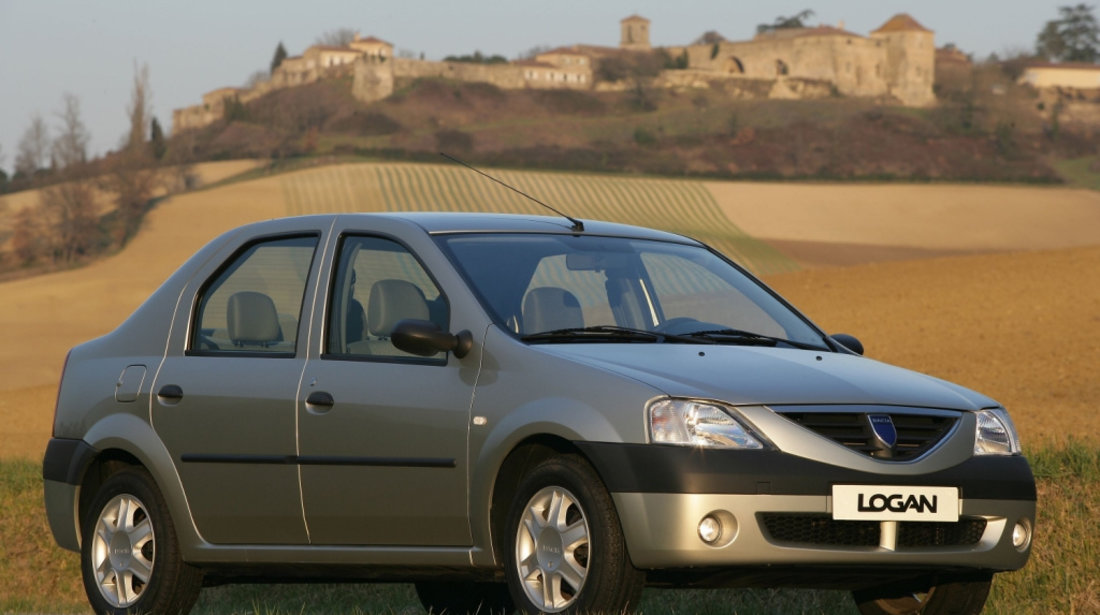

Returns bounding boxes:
[438,233,829,349]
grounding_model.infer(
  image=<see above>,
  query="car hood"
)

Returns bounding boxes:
[533,343,997,411]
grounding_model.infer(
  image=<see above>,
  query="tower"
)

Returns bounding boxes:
[871,13,935,106]
[620,15,651,51]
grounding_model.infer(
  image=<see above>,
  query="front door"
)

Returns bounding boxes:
[297,234,473,546]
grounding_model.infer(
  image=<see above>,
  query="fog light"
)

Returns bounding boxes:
[698,515,722,544]
[1012,520,1032,550]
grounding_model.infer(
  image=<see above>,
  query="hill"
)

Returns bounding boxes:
[179,76,1097,184]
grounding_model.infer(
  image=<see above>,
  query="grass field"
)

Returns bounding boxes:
[4,444,1097,614]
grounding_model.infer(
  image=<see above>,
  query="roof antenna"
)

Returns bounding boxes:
[440,152,584,232]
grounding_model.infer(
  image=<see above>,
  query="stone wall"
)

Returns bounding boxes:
[682,34,890,99]
[391,58,528,89]
[352,59,395,103]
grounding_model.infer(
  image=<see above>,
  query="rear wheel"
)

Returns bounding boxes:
[415,580,513,614]
[81,467,202,615]
[504,454,644,614]
[853,574,993,615]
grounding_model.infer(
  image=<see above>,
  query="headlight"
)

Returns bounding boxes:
[974,408,1022,455]
[649,399,765,449]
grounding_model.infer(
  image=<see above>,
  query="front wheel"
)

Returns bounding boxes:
[81,467,202,615]
[853,573,993,615]
[504,454,644,614]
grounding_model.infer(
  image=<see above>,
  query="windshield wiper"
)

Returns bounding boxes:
[521,325,709,344]
[685,328,827,350]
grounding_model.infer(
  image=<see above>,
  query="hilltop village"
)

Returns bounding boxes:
[174,14,939,131]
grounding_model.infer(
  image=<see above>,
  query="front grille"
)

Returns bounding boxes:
[760,514,987,548]
[897,519,988,547]
[774,409,959,461]
[761,513,880,546]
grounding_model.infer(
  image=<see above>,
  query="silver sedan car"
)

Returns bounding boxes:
[44,213,1034,615]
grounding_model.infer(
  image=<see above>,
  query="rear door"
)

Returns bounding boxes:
[151,233,320,544]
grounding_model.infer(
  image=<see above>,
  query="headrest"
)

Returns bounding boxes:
[367,279,429,336]
[227,291,281,345]
[523,287,583,334]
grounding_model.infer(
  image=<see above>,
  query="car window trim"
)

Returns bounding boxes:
[186,231,322,358]
[321,231,452,363]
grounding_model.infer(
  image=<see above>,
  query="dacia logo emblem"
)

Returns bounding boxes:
[867,414,898,451]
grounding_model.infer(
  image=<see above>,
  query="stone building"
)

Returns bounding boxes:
[675,13,934,106]
[1018,62,1100,89]
[349,34,393,60]
[173,13,939,133]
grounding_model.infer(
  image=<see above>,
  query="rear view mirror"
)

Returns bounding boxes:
[831,333,864,355]
[392,319,473,358]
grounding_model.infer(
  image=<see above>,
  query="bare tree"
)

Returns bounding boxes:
[10,206,41,265]
[40,93,99,262]
[101,64,161,244]
[52,93,90,171]
[519,45,553,60]
[127,62,152,153]
[244,70,270,88]
[315,28,356,46]
[15,114,50,177]
[38,179,99,262]
[163,129,199,193]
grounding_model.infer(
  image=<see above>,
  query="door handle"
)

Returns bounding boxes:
[306,391,335,408]
[157,384,184,400]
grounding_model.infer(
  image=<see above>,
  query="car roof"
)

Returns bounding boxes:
[243,212,700,244]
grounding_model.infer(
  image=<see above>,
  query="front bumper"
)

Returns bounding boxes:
[578,443,1035,575]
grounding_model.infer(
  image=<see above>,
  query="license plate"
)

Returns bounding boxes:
[832,485,959,522]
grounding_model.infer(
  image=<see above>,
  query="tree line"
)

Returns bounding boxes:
[3,63,196,272]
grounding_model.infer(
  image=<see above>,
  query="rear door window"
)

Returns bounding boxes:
[192,235,318,355]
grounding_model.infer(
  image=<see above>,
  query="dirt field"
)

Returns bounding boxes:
[710,182,1100,265]
[1,165,1096,459]
[767,245,1100,448]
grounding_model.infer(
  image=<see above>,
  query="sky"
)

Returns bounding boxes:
[0,0,1073,174]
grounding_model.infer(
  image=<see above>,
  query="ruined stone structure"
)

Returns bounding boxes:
[672,13,933,106]
[173,13,937,133]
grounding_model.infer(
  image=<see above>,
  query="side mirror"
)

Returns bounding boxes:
[392,319,473,359]
[831,333,864,356]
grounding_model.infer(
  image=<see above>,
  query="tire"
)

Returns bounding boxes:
[504,454,644,614]
[415,580,514,614]
[81,467,202,615]
[853,574,993,615]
